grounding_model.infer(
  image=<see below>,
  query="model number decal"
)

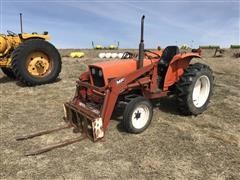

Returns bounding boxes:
[116,78,125,85]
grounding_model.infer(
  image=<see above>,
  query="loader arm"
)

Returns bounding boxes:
[101,63,155,130]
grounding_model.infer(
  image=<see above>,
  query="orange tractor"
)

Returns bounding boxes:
[17,16,214,155]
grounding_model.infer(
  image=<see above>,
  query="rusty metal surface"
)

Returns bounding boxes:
[77,80,105,92]
[64,102,100,120]
[64,102,104,141]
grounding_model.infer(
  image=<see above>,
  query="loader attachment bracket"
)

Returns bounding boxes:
[64,102,104,141]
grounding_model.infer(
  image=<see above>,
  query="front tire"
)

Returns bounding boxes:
[12,39,62,86]
[123,96,153,133]
[176,63,214,115]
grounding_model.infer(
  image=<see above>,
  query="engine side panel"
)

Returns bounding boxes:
[89,59,158,86]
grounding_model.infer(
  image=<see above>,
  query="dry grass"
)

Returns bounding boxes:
[0,49,240,179]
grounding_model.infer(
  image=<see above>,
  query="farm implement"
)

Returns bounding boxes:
[17,16,213,155]
[92,41,119,50]
[0,13,61,86]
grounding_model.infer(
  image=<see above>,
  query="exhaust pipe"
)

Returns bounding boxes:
[138,15,145,69]
[20,13,23,34]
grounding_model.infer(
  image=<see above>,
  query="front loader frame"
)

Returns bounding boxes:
[64,63,166,141]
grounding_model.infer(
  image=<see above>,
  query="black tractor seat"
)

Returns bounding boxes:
[158,46,180,88]
[159,46,180,66]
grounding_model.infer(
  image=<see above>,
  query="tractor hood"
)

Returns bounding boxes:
[88,59,157,87]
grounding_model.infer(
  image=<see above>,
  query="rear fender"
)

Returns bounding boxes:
[20,33,50,40]
[163,53,201,91]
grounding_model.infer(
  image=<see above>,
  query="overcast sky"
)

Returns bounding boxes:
[0,0,239,48]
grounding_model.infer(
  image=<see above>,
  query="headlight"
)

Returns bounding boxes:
[90,67,105,87]
[91,68,96,75]
[99,70,103,77]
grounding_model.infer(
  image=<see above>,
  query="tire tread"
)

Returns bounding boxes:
[176,63,214,115]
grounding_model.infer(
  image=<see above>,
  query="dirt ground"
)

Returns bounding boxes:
[0,49,240,179]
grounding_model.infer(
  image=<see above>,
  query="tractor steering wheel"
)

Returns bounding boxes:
[144,50,161,59]
[121,52,135,59]
[7,30,17,36]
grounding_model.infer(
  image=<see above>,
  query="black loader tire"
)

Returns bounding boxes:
[176,63,214,115]
[12,39,61,86]
[123,96,153,133]
[1,67,16,79]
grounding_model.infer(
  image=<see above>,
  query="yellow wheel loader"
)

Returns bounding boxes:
[0,14,61,86]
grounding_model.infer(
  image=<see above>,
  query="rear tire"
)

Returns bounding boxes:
[1,67,16,79]
[123,96,153,133]
[176,63,214,115]
[12,39,61,86]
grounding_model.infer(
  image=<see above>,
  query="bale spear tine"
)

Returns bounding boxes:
[25,135,86,156]
[16,124,71,141]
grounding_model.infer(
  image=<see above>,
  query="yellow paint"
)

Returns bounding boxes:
[27,52,51,77]
[0,58,11,68]
[21,33,50,40]
[0,33,50,68]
